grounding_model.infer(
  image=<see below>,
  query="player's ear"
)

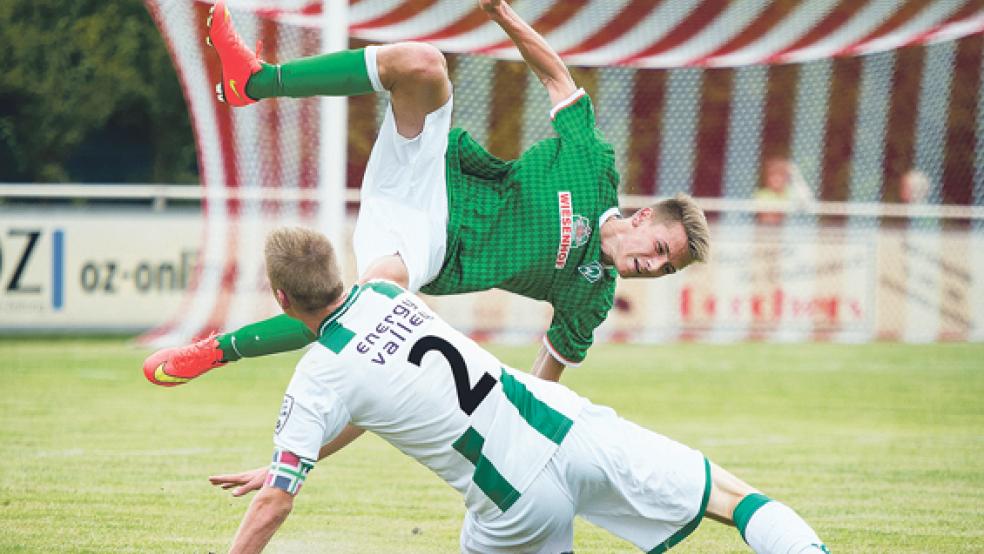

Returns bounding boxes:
[631,207,652,226]
[275,289,291,310]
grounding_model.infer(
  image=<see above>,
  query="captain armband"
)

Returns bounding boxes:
[266,447,316,496]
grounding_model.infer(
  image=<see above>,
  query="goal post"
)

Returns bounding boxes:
[319,0,348,268]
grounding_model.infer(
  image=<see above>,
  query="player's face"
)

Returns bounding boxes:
[614,212,691,279]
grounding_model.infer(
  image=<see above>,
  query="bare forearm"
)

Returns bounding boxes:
[317,424,366,460]
[530,345,566,382]
[484,1,575,103]
[229,490,292,553]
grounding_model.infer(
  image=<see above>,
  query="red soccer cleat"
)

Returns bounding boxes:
[206,0,263,107]
[143,334,227,387]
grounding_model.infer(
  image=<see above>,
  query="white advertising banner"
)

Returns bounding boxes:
[667,228,876,341]
[425,223,982,345]
[2,211,981,342]
[0,212,202,330]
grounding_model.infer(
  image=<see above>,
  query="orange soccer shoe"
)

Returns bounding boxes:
[143,334,227,387]
[206,0,262,107]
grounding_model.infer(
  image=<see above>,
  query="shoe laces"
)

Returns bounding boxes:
[179,333,224,367]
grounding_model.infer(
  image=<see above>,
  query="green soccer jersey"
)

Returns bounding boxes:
[421,92,620,365]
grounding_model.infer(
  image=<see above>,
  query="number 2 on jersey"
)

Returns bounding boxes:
[408,335,497,416]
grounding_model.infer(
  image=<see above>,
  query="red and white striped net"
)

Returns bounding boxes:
[144,0,984,347]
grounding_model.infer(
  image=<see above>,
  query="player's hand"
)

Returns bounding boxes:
[208,466,267,497]
[479,0,503,15]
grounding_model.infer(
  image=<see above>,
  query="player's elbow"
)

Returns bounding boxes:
[540,74,577,106]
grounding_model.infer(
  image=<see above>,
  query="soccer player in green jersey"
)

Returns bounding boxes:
[143,0,710,387]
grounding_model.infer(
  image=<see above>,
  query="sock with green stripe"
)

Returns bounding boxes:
[216,313,316,362]
[245,46,382,100]
[734,493,828,554]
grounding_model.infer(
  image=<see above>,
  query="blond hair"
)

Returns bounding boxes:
[649,193,710,264]
[265,227,344,314]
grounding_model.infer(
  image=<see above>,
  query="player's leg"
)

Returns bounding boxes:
[156,2,449,388]
[375,43,451,138]
[207,0,373,106]
[247,42,449,139]
[563,403,710,551]
[458,458,575,554]
[143,313,315,386]
[705,463,830,554]
[359,255,410,289]
[566,403,829,553]
[142,255,407,387]
[351,47,454,293]
[208,0,451,138]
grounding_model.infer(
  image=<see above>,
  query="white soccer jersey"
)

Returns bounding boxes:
[274,280,589,518]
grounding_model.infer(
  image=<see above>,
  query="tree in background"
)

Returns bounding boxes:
[0,0,196,183]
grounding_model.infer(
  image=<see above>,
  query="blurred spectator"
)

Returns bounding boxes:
[754,157,813,224]
[898,168,930,204]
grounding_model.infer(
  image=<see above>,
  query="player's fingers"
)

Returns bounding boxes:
[233,484,257,497]
[235,477,265,496]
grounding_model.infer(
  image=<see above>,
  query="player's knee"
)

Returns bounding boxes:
[393,42,448,87]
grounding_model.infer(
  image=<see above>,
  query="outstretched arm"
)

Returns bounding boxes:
[480,0,576,105]
[317,424,366,459]
[210,426,366,497]
[530,344,566,382]
[229,487,293,553]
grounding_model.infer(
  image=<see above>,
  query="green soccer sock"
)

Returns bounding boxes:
[245,48,376,100]
[733,493,771,541]
[216,313,316,362]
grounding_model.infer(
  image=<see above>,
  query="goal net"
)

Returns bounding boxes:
[144,0,984,346]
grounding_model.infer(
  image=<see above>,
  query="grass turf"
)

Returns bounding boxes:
[1,338,982,552]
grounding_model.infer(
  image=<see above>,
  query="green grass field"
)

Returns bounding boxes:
[1,338,982,553]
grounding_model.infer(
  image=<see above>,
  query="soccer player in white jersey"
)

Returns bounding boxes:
[212,227,828,554]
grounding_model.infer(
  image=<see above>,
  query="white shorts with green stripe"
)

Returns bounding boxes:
[459,403,710,553]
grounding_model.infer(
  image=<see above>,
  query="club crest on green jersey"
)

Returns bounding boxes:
[572,215,591,248]
[578,261,604,283]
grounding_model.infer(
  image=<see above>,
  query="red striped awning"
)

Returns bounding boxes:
[240,0,984,68]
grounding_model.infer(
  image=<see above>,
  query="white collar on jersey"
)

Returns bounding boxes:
[598,207,621,269]
[317,285,360,337]
[598,207,621,228]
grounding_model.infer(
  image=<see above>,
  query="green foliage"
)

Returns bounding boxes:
[1,339,983,552]
[0,0,195,182]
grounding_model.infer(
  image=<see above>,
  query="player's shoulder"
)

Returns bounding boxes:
[316,279,437,351]
[303,282,406,362]
[290,341,343,398]
[358,279,409,300]
[550,91,616,162]
[324,279,412,322]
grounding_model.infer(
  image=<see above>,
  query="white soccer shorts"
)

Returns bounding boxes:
[352,93,453,293]
[459,403,710,553]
